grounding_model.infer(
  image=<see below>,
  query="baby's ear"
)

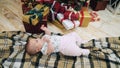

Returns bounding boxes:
[36,48,40,52]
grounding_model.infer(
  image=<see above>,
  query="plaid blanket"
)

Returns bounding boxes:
[0,31,120,68]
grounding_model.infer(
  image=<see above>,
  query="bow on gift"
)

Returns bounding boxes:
[64,11,79,20]
[90,11,100,22]
[25,5,47,25]
[29,13,43,25]
[26,9,44,15]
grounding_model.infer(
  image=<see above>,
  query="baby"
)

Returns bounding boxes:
[25,25,90,56]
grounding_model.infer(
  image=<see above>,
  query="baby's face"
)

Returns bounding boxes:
[29,38,43,51]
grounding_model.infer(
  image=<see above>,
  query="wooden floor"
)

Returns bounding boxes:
[0,0,120,41]
[0,0,25,32]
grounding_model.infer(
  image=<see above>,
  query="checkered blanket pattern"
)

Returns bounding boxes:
[0,31,120,68]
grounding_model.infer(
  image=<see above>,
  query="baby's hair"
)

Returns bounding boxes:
[25,36,38,55]
[25,32,47,55]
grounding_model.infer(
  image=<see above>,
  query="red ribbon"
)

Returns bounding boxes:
[60,18,76,28]
[60,18,65,23]
[80,11,84,26]
[72,20,76,28]
[90,11,100,22]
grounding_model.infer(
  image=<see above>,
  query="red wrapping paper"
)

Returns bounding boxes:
[59,3,68,13]
[90,11,100,22]
[59,6,66,13]
[36,0,53,4]
[44,0,54,3]
[64,11,79,20]
[51,1,61,13]
[36,0,44,3]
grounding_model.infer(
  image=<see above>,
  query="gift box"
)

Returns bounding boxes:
[27,4,49,16]
[48,9,57,21]
[90,11,100,22]
[22,2,33,14]
[43,0,54,4]
[22,0,38,14]
[51,1,61,13]
[22,4,49,26]
[36,0,44,3]
[62,20,80,30]
[64,11,79,20]
[36,0,54,4]
[59,3,68,13]
[79,10,91,27]
[57,13,80,30]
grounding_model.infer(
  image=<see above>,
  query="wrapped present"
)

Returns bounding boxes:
[51,1,61,13]
[90,11,100,22]
[57,13,80,30]
[22,2,33,14]
[44,0,54,4]
[31,4,49,17]
[22,4,49,26]
[48,1,59,21]
[48,9,57,21]
[48,2,68,21]
[36,0,44,3]
[59,3,68,13]
[64,11,79,20]
[22,14,39,26]
[79,10,91,27]
[36,0,54,4]
[22,0,38,14]
[59,6,66,13]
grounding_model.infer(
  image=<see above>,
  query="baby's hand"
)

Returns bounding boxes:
[40,25,47,31]
[47,42,54,55]
[42,36,50,43]
[40,25,51,35]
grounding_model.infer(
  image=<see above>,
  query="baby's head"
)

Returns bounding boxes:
[25,37,44,55]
